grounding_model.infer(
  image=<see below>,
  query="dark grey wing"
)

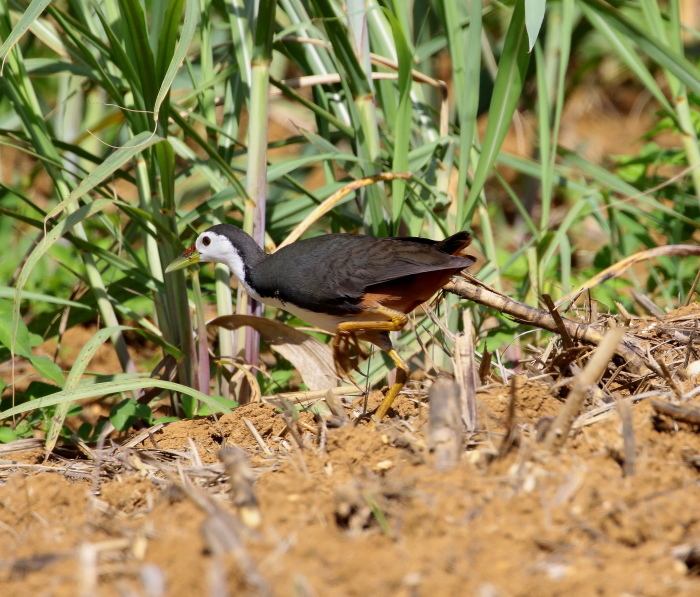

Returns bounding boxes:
[250,235,371,312]
[332,236,474,294]
[253,234,473,315]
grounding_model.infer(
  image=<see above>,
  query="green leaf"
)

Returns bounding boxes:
[580,1,676,118]
[0,287,93,311]
[12,199,113,357]
[525,0,547,51]
[444,0,482,229]
[581,0,700,98]
[153,416,181,425]
[118,0,158,105]
[45,325,133,454]
[0,427,19,443]
[0,0,53,74]
[465,1,531,225]
[30,355,65,387]
[153,0,197,118]
[385,10,413,232]
[110,398,153,432]
[23,381,62,400]
[196,395,238,417]
[45,132,166,221]
[0,299,33,358]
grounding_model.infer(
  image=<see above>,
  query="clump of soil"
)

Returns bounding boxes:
[2,371,700,596]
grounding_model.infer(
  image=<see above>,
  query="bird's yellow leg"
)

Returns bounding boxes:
[333,306,409,423]
[373,348,409,423]
[334,306,408,336]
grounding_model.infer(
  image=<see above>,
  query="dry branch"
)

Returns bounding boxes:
[651,399,700,426]
[445,278,652,374]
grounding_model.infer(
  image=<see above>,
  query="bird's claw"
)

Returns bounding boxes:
[332,332,367,377]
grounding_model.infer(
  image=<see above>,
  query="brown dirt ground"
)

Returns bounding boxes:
[2,376,700,597]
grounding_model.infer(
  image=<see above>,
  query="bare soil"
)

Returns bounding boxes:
[2,372,700,597]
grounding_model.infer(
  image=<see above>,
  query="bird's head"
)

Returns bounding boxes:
[165,224,259,283]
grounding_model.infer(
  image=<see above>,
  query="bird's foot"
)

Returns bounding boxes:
[332,332,367,377]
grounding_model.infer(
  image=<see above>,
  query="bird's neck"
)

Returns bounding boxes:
[224,235,268,291]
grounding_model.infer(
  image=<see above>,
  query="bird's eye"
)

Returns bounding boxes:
[202,236,211,246]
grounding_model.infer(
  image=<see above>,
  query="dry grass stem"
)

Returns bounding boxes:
[429,378,463,471]
[556,245,700,308]
[497,376,520,458]
[542,294,574,349]
[242,418,274,456]
[632,289,666,318]
[279,173,412,248]
[543,327,625,451]
[118,423,166,450]
[219,446,261,529]
[654,356,684,399]
[617,397,636,477]
[324,389,350,427]
[262,385,359,405]
[478,348,492,384]
[453,310,478,432]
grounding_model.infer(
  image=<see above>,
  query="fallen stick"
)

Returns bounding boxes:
[651,398,700,426]
[445,278,653,375]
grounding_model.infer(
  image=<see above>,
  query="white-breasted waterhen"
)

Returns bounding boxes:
[166,224,476,421]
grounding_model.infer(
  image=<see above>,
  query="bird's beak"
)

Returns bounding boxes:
[165,244,200,273]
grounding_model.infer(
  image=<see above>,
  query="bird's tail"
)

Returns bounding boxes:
[434,231,473,257]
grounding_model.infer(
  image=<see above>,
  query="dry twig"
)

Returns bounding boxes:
[445,278,652,375]
[543,327,625,451]
[651,399,700,426]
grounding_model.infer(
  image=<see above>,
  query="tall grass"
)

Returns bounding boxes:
[1,0,699,443]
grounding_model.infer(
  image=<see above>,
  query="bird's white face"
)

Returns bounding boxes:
[195,230,231,264]
[165,230,246,285]
[195,230,246,283]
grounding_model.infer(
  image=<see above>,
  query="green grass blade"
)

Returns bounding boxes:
[12,199,111,354]
[153,0,197,118]
[0,378,232,422]
[581,0,700,97]
[45,132,165,220]
[44,325,134,453]
[443,0,482,230]
[525,0,546,51]
[463,1,530,226]
[580,2,676,118]
[385,11,412,232]
[0,0,52,74]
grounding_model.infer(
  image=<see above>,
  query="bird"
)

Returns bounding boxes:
[166,224,476,421]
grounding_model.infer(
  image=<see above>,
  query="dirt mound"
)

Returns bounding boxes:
[2,375,700,596]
